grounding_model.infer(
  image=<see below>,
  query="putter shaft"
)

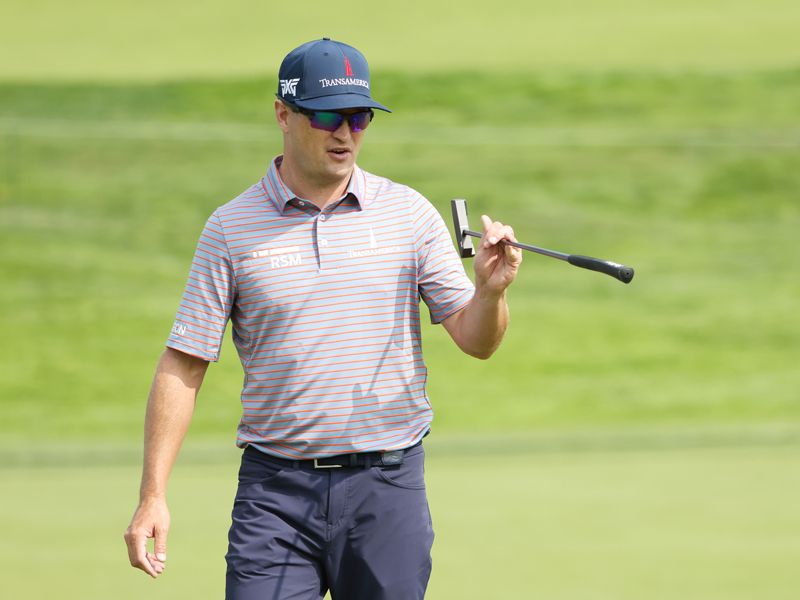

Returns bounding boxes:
[462,229,569,261]
[461,228,634,284]
[451,199,634,284]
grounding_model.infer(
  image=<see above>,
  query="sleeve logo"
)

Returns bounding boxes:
[280,78,300,96]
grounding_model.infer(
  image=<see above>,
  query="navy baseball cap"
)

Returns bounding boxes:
[277,38,391,113]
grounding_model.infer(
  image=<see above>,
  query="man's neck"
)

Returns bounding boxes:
[277,158,352,210]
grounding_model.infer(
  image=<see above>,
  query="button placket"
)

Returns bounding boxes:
[316,213,327,270]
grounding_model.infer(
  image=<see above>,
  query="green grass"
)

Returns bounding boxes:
[2,437,799,599]
[2,5,800,598]
[2,0,800,81]
[2,70,799,441]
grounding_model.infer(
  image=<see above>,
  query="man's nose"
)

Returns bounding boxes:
[332,118,353,139]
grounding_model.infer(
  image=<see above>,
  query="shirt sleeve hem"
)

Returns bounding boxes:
[429,288,474,325]
[165,339,219,362]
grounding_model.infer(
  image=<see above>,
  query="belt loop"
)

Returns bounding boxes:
[349,454,357,467]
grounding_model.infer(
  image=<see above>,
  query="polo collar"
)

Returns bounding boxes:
[262,156,371,213]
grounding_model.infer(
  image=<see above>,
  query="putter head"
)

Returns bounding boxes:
[451,199,475,258]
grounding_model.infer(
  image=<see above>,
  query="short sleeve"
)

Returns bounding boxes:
[412,195,475,323]
[166,211,235,361]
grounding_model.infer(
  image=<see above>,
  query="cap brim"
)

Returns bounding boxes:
[293,93,391,113]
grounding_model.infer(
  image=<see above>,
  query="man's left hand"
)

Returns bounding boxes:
[473,215,523,296]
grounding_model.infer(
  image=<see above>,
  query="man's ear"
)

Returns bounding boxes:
[275,99,291,133]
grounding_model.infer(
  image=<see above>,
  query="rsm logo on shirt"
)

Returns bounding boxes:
[251,245,303,269]
[269,253,302,269]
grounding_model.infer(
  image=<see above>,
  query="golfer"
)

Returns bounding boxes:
[124,37,522,599]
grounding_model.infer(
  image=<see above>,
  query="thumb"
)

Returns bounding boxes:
[154,525,168,561]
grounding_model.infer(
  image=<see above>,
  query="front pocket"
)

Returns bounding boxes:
[235,449,288,498]
[374,450,426,490]
[375,467,426,490]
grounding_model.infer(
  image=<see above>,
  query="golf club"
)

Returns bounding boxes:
[451,199,635,284]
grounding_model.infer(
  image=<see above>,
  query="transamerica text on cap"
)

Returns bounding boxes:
[319,77,369,89]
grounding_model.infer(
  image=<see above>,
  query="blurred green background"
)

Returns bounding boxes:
[1,1,799,598]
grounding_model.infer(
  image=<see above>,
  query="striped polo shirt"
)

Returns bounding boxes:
[166,156,474,459]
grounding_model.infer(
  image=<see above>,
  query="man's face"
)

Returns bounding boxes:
[276,100,368,187]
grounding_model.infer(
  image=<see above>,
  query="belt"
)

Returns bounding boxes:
[245,440,422,470]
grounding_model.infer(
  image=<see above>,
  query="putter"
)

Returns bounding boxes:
[451,199,635,284]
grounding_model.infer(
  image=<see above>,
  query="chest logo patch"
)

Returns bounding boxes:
[348,226,402,258]
[270,253,302,269]
[251,245,303,269]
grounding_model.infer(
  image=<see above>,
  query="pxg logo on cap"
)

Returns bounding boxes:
[280,78,300,96]
[277,38,391,113]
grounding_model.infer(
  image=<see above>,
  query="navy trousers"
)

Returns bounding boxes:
[225,444,434,599]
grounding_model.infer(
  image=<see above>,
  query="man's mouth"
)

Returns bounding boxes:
[327,147,352,161]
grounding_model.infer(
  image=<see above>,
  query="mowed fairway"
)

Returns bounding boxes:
[2,2,800,598]
[1,438,799,599]
[2,72,798,439]
[2,0,799,80]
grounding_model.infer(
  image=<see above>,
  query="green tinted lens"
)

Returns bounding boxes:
[309,111,345,131]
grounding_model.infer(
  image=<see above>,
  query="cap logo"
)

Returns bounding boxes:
[318,77,370,90]
[280,78,300,96]
[344,57,354,77]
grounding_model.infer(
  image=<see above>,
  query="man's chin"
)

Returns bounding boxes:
[324,160,355,180]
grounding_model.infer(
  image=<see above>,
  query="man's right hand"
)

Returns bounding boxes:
[124,497,170,578]
[124,348,207,579]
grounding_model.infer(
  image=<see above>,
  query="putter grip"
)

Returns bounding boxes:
[567,255,635,284]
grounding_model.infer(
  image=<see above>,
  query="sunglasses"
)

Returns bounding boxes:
[288,103,374,133]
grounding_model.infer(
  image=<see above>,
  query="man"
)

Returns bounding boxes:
[124,37,522,599]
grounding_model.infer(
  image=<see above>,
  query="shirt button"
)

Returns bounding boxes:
[320,239,328,247]
[319,214,327,221]
[297,200,305,207]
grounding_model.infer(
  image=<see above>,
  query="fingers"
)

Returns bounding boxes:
[480,214,518,248]
[147,552,167,576]
[154,524,168,563]
[480,215,522,266]
[124,527,159,578]
[124,503,170,578]
[150,524,168,574]
[475,215,523,293]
